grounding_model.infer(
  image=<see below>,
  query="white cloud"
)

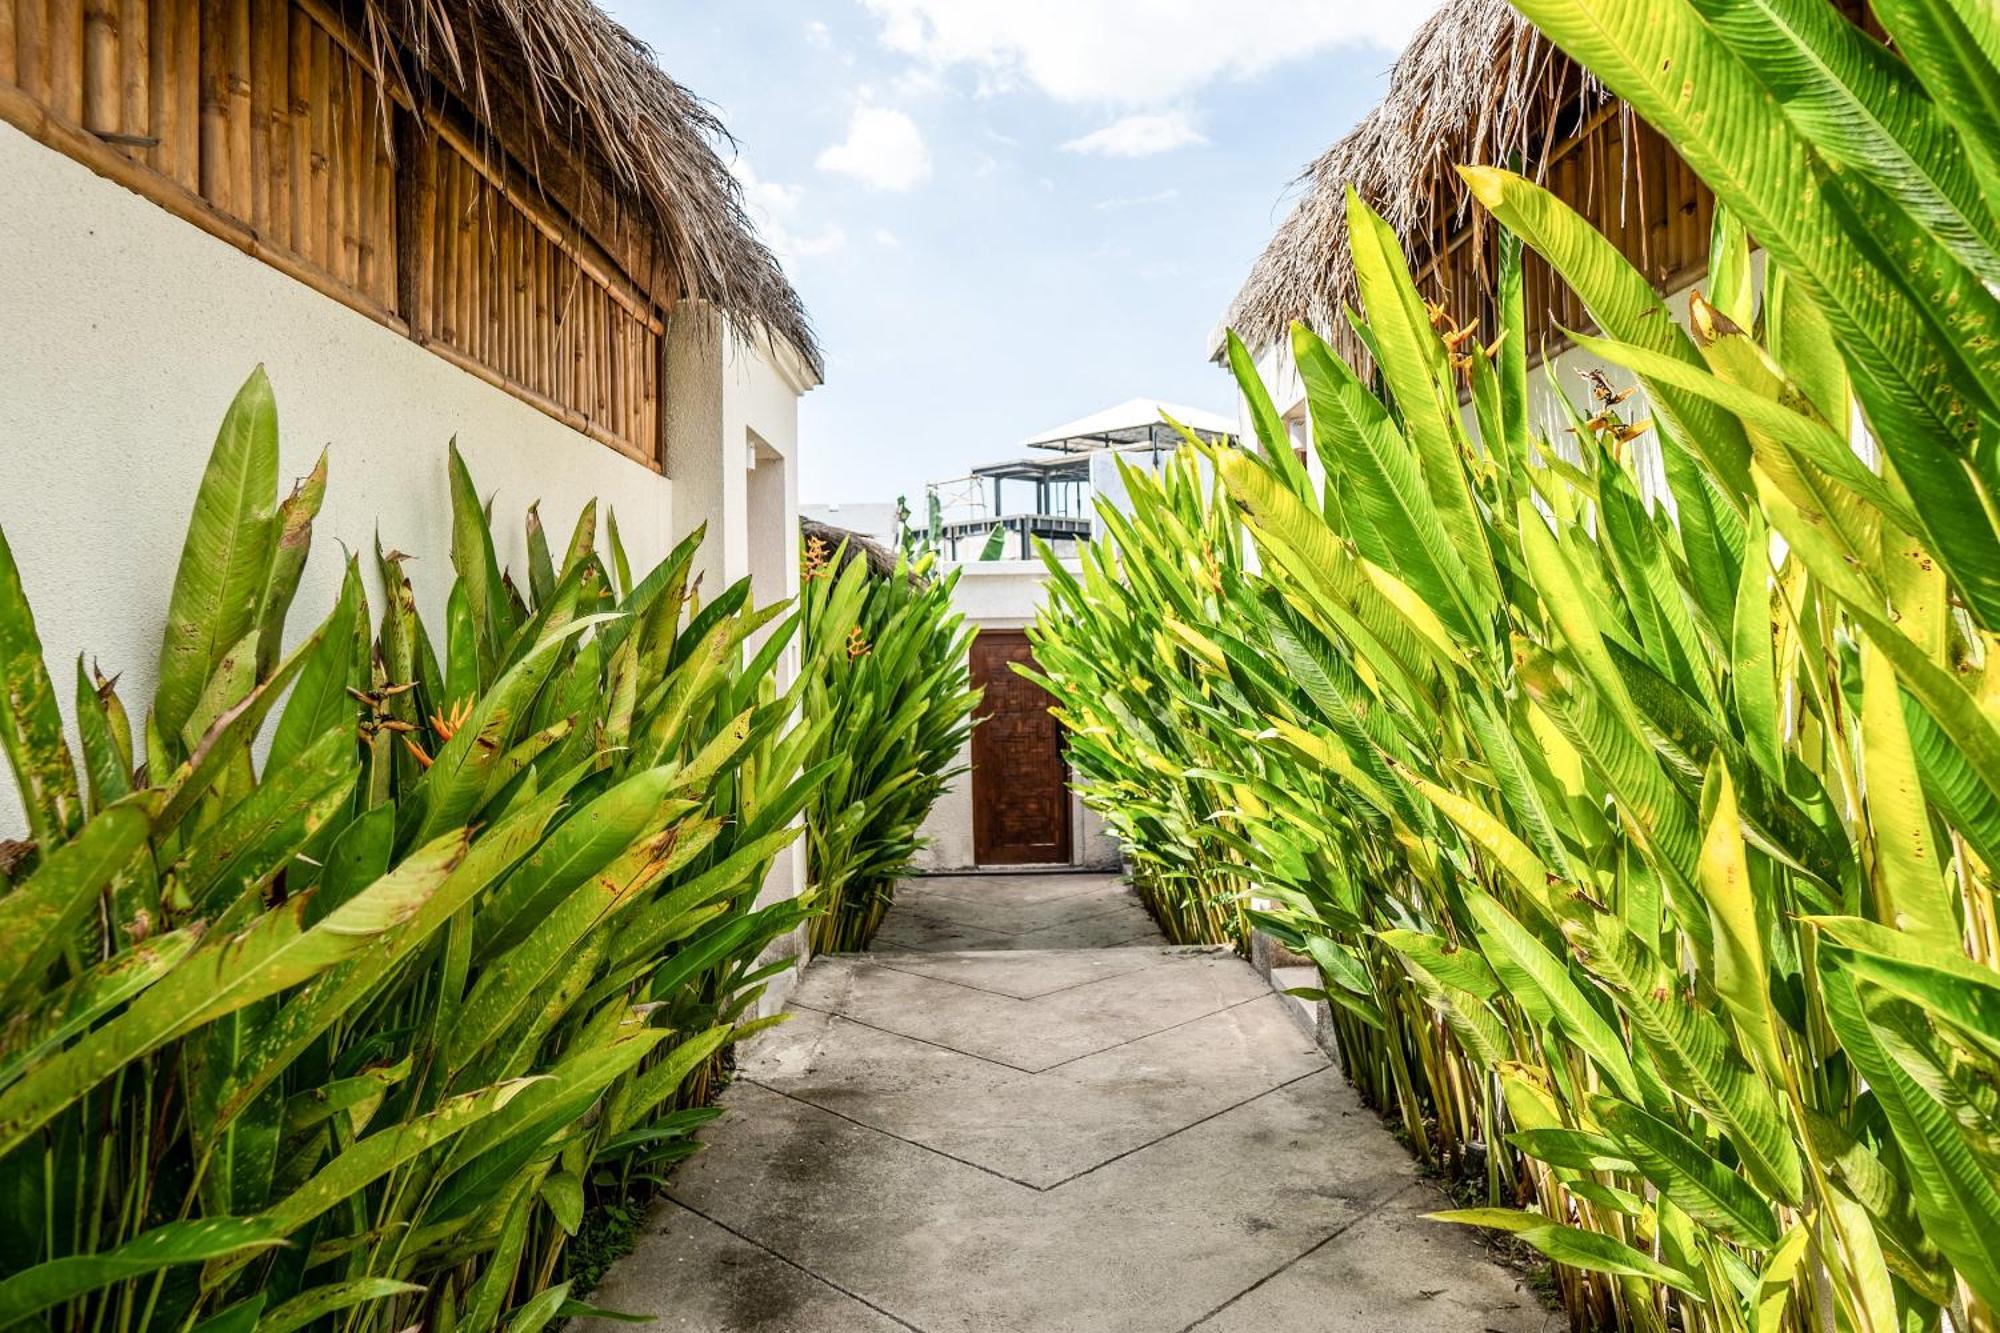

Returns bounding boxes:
[873,228,902,247]
[816,107,933,191]
[805,19,832,47]
[1063,112,1204,158]
[1092,186,1182,211]
[730,156,847,262]
[858,0,1436,106]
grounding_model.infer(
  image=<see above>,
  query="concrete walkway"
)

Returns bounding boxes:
[587,873,1554,1333]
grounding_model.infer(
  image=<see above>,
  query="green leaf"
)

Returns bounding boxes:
[1819,964,2000,1307]
[1505,0,2000,627]
[0,844,451,1155]
[1858,642,1959,948]
[1809,916,2000,1059]
[157,367,281,746]
[1871,0,2000,232]
[1466,892,1640,1103]
[256,450,327,677]
[0,524,84,848]
[268,561,362,773]
[73,658,132,814]
[539,1172,584,1236]
[1575,911,1803,1203]
[1506,1127,1636,1173]
[0,926,198,1085]
[1695,760,1783,1076]
[258,1279,426,1333]
[1594,1095,1781,1247]
[0,1218,279,1326]
[448,439,513,680]
[1344,189,1499,619]
[1429,1209,1704,1296]
[503,1281,572,1333]
[1290,323,1481,644]
[1690,0,2000,285]
[0,800,150,1005]
[256,1078,535,1239]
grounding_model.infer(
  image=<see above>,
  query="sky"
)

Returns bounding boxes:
[606,0,1442,504]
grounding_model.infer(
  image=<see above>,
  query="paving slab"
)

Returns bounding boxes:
[869,910,1014,953]
[1187,1197,1559,1333]
[906,870,1130,907]
[791,949,1269,1071]
[590,871,1554,1332]
[743,991,1326,1187]
[880,882,1151,941]
[873,944,1172,999]
[668,1072,1415,1333]
[1003,908,1167,950]
[578,1201,912,1333]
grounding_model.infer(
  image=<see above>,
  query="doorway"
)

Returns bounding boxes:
[969,630,1072,865]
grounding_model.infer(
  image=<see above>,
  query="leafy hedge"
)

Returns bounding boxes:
[799,532,976,953]
[1028,0,2000,1328]
[0,371,822,1333]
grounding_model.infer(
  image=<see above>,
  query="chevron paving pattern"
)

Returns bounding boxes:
[584,874,1556,1333]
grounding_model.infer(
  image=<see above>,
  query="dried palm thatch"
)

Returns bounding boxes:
[358,0,819,376]
[803,518,906,581]
[1224,0,1605,356]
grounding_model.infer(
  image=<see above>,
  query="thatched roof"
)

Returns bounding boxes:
[359,0,820,376]
[802,517,905,580]
[1224,0,1605,357]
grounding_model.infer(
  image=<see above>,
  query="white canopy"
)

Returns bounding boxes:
[1019,397,1237,453]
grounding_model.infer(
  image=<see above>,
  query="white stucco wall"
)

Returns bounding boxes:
[660,302,815,1009]
[0,120,677,837]
[912,559,1122,874]
[0,124,818,1015]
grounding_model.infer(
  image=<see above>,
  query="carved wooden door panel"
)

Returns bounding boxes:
[969,631,1072,866]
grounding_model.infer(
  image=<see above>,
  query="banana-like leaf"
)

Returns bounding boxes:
[0,1219,280,1326]
[0,843,450,1154]
[1506,0,2000,629]
[1467,892,1640,1102]
[1430,1208,1704,1296]
[157,368,281,747]
[0,524,84,848]
[255,450,326,677]
[1694,761,1783,1076]
[1594,1094,1781,1247]
[258,1278,426,1333]
[0,799,150,1005]
[1819,963,2000,1306]
[1688,0,2000,284]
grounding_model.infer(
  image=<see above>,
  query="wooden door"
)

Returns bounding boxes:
[970,631,1072,865]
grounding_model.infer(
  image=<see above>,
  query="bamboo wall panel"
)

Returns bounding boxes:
[418,138,660,463]
[2,0,666,468]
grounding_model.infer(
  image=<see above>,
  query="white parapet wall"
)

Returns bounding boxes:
[913,559,1122,874]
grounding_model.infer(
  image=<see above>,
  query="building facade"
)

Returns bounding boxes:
[0,0,819,988]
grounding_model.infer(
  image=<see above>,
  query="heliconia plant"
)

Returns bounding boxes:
[1028,0,2000,1327]
[0,369,826,1333]
[799,530,977,953]
[1023,450,1255,950]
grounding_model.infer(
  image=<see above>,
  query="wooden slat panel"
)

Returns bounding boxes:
[48,0,80,122]
[117,0,147,155]
[0,0,16,87]
[82,0,115,132]
[2,0,664,467]
[17,0,46,106]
